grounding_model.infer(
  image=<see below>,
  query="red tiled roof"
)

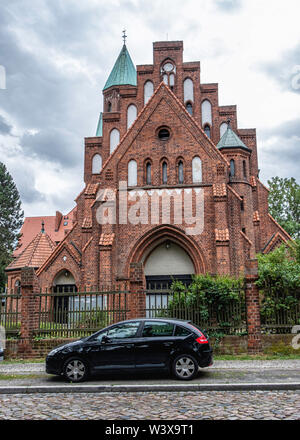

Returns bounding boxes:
[7,231,56,270]
[14,207,76,257]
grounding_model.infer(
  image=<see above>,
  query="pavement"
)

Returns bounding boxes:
[0,360,299,420]
[0,359,299,392]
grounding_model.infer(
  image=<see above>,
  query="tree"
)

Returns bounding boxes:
[0,162,24,289]
[268,177,300,239]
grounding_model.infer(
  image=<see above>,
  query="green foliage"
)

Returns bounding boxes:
[167,274,244,336]
[0,162,24,289]
[257,241,300,320]
[268,176,300,239]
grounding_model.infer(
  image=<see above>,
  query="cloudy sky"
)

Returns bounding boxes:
[0,0,299,218]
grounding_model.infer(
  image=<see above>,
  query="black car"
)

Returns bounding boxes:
[46,318,213,382]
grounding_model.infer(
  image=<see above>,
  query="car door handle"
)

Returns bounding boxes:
[125,344,134,349]
[136,344,149,349]
[163,342,173,347]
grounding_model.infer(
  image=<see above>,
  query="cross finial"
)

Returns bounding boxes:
[227,118,231,128]
[41,220,45,233]
[122,29,127,45]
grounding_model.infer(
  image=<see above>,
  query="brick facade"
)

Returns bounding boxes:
[7,40,291,292]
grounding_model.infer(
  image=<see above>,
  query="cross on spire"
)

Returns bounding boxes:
[122,29,127,45]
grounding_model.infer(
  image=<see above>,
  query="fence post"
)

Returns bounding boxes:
[129,263,146,319]
[245,259,262,354]
[18,267,40,357]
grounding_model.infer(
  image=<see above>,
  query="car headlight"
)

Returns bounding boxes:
[47,347,62,357]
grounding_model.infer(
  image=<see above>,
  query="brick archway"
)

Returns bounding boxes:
[127,225,207,279]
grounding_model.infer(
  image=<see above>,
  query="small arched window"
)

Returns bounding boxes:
[110,128,120,154]
[243,160,247,179]
[186,102,193,115]
[201,100,212,126]
[184,78,194,103]
[107,101,112,113]
[230,159,235,177]
[127,104,137,129]
[144,81,154,105]
[146,162,152,185]
[92,154,102,174]
[220,122,228,138]
[162,161,168,185]
[128,160,137,187]
[204,124,211,139]
[178,161,184,184]
[161,62,176,90]
[15,280,21,295]
[192,157,202,183]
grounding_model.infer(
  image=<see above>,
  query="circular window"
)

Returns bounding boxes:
[163,62,174,72]
[158,128,170,141]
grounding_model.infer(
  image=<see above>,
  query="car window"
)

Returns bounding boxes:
[174,325,192,337]
[107,322,140,340]
[142,321,174,337]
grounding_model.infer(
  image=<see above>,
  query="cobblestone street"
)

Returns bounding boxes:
[0,390,299,420]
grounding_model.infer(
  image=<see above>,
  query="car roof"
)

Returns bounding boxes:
[112,318,192,326]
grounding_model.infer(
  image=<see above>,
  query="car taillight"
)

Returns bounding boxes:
[195,333,208,344]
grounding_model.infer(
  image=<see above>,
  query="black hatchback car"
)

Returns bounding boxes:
[46,318,213,382]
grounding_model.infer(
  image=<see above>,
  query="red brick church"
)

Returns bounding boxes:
[6,40,291,293]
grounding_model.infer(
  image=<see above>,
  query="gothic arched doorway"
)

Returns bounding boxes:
[52,270,77,324]
[144,241,195,289]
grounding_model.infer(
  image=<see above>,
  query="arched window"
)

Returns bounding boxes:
[220,122,228,138]
[110,128,120,154]
[184,78,194,103]
[230,159,235,177]
[204,124,211,139]
[201,100,212,126]
[146,162,152,185]
[186,102,193,115]
[243,160,247,179]
[144,81,154,105]
[127,104,137,129]
[107,101,112,113]
[192,157,202,183]
[178,161,184,184]
[92,154,102,174]
[161,61,176,90]
[128,160,137,187]
[162,161,168,185]
[14,280,21,295]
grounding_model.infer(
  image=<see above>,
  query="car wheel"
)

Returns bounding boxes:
[63,358,89,383]
[172,354,199,380]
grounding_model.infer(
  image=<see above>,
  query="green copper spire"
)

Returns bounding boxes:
[96,112,103,136]
[103,44,137,91]
[217,121,251,152]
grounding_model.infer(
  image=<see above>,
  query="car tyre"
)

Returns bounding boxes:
[172,354,199,381]
[63,357,89,383]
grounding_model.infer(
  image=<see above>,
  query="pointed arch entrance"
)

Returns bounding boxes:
[128,225,207,288]
[52,270,77,324]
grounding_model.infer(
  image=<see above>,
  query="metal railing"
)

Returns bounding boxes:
[145,284,247,335]
[260,290,300,334]
[0,291,21,337]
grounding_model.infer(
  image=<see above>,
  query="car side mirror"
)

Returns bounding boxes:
[102,335,111,344]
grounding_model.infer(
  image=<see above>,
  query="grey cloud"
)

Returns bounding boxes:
[260,119,300,140]
[214,0,243,12]
[0,115,12,135]
[21,128,82,168]
[260,44,300,94]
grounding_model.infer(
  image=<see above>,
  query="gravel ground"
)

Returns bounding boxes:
[0,390,299,420]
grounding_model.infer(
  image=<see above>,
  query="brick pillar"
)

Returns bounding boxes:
[18,267,40,357]
[245,259,262,354]
[129,263,146,319]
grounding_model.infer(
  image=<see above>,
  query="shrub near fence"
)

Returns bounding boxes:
[146,275,247,337]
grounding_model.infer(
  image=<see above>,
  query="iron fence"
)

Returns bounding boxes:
[33,288,131,339]
[145,284,247,336]
[0,291,21,337]
[260,289,300,334]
